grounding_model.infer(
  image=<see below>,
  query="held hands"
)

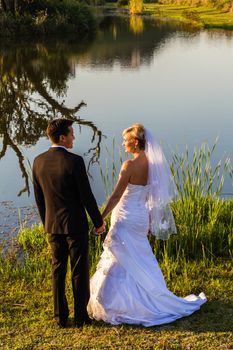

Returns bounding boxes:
[93,223,106,236]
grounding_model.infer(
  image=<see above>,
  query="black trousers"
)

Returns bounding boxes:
[48,233,90,324]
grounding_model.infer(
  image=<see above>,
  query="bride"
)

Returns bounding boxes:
[88,124,206,327]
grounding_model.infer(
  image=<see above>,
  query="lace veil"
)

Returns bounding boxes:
[145,129,177,240]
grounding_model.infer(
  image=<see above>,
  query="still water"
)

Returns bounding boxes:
[0,15,232,216]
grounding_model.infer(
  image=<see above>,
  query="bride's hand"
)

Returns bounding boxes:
[94,223,106,235]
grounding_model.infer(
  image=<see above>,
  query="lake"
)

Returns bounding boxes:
[0,14,232,237]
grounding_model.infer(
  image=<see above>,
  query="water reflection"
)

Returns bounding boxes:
[89,15,200,69]
[129,16,144,35]
[0,16,199,198]
[0,39,104,196]
[2,15,231,201]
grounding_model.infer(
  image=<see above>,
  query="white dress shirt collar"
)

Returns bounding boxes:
[51,145,67,150]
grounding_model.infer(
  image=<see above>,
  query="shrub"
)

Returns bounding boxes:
[117,0,129,7]
[129,0,143,14]
[0,0,96,37]
[182,9,201,22]
[18,224,47,254]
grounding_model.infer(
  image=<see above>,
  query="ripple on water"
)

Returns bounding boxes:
[0,201,39,244]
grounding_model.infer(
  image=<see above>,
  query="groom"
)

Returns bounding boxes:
[32,118,105,327]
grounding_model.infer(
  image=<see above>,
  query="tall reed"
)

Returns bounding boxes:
[99,139,126,198]
[170,141,230,199]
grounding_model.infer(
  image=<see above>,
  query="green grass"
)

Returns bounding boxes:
[0,231,232,349]
[142,4,233,30]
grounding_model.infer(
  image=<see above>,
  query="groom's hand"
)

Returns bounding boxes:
[95,223,106,235]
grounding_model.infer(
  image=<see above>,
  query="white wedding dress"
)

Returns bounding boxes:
[87,183,207,327]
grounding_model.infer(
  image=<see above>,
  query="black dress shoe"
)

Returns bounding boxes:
[56,319,68,328]
[75,317,92,327]
[57,322,67,328]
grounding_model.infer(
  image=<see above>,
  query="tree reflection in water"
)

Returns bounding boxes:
[0,16,199,198]
[129,16,144,35]
[0,39,103,197]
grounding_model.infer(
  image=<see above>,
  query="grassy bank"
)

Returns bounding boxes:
[0,224,232,349]
[142,4,233,30]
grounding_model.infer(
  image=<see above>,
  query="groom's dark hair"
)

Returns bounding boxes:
[46,118,74,144]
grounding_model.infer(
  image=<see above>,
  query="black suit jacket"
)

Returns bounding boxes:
[32,147,103,235]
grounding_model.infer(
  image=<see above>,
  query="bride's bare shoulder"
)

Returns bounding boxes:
[122,159,133,168]
[120,160,133,175]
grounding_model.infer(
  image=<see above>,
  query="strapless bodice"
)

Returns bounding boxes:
[110,183,150,232]
[120,183,149,204]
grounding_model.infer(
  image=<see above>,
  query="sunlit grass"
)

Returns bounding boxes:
[142,4,233,29]
[1,235,232,348]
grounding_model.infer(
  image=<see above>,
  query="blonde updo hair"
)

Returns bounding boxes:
[123,123,146,150]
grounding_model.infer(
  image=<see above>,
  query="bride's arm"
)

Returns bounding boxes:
[102,160,132,219]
